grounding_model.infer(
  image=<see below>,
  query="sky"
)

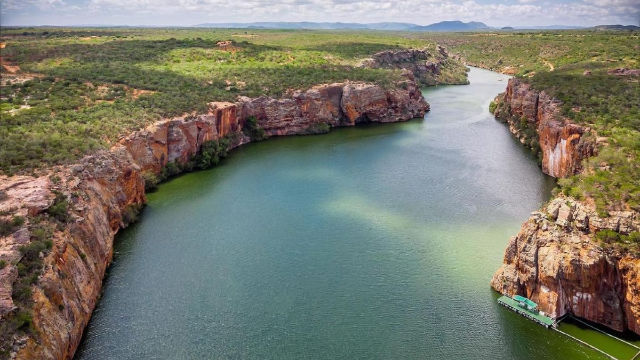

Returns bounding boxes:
[1,0,639,27]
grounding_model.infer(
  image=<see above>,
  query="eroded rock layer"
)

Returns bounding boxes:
[492,78,595,178]
[490,77,640,335]
[0,79,428,359]
[491,198,640,334]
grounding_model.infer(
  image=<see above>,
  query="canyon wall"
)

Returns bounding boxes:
[492,78,595,178]
[360,46,468,86]
[491,198,640,334]
[0,78,428,360]
[490,78,640,335]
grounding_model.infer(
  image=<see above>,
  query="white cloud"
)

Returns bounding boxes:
[1,0,638,26]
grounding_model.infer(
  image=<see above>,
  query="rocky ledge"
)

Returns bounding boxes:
[490,77,640,335]
[360,46,468,86]
[0,76,428,359]
[491,197,640,334]
[492,78,595,178]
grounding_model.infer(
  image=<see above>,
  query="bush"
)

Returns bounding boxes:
[489,101,497,114]
[46,192,69,223]
[121,203,142,227]
[0,216,24,236]
[596,229,620,244]
[142,171,160,192]
[242,116,267,141]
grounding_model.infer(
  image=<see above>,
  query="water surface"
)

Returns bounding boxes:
[77,68,613,359]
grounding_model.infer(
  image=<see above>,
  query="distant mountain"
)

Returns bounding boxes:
[511,25,585,30]
[412,21,489,31]
[194,20,490,32]
[592,24,640,31]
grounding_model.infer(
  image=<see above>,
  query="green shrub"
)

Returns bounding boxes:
[142,171,160,192]
[121,203,143,227]
[0,216,25,236]
[46,192,69,223]
[489,101,497,114]
[242,116,267,141]
[596,229,620,244]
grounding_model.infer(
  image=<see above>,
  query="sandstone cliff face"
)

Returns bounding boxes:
[238,76,427,136]
[493,78,595,178]
[0,79,428,359]
[491,77,640,335]
[491,198,640,334]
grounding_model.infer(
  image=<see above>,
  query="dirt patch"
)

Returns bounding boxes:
[131,88,155,99]
[0,55,21,74]
[541,59,555,71]
[216,40,240,53]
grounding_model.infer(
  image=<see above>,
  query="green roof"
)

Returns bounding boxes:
[498,296,554,326]
[513,295,538,309]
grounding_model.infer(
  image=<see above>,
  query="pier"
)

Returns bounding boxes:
[497,295,555,328]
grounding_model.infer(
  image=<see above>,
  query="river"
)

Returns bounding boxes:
[76,68,612,359]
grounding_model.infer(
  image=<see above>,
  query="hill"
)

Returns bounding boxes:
[194,21,490,32]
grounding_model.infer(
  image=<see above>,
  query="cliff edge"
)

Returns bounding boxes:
[490,78,640,335]
[0,77,428,359]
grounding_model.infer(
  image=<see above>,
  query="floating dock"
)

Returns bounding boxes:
[497,295,555,328]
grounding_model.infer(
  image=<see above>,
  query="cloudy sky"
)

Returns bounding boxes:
[1,0,639,27]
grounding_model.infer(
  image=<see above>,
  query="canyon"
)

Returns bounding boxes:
[490,78,640,335]
[1,49,638,359]
[0,75,428,359]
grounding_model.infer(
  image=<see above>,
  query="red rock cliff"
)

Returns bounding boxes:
[493,78,595,178]
[491,77,639,335]
[0,78,428,359]
[491,197,640,334]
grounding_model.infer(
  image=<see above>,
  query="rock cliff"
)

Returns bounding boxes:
[491,198,640,334]
[0,78,428,359]
[360,46,468,86]
[492,78,595,178]
[490,77,640,335]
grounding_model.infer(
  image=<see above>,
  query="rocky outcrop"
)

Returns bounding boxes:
[492,78,595,178]
[238,75,427,136]
[491,76,640,335]
[0,78,428,359]
[360,46,467,86]
[491,197,640,334]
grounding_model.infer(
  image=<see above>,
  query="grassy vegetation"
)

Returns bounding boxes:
[0,28,465,175]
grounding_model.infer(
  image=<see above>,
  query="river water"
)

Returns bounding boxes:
[76,68,614,359]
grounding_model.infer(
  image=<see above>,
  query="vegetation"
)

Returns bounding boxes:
[0,215,24,236]
[242,116,267,141]
[0,28,466,174]
[596,230,640,255]
[0,215,57,357]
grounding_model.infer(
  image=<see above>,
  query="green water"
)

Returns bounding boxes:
[76,68,618,359]
[558,318,640,359]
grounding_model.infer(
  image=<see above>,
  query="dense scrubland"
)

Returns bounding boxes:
[0,28,467,174]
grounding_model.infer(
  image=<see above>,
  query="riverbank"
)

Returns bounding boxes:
[75,68,581,359]
[0,74,428,359]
